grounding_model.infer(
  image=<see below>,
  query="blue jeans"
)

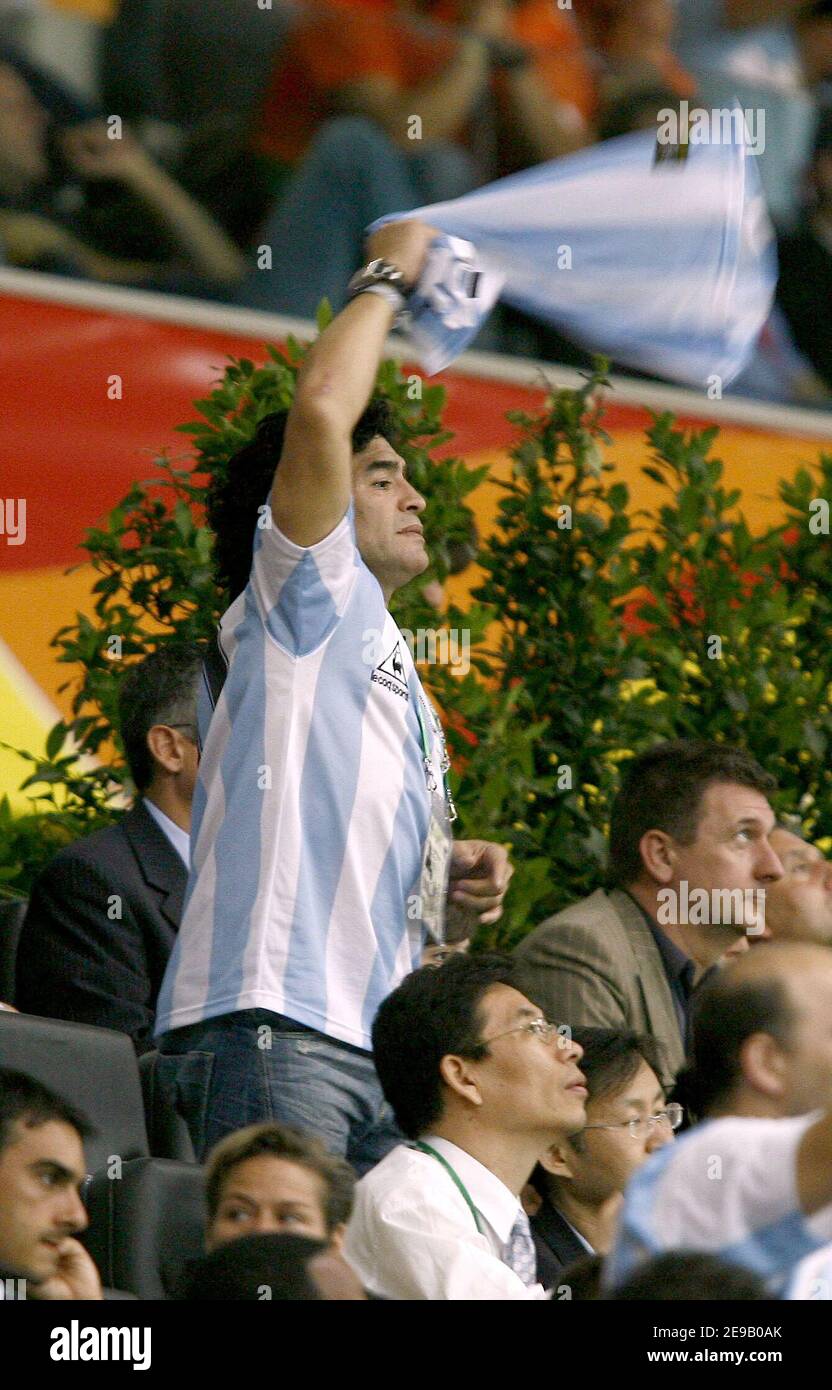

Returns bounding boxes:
[156,1009,402,1173]
[235,115,478,319]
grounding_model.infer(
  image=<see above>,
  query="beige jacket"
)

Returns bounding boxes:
[512,887,685,1091]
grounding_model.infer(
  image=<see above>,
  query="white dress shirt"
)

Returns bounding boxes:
[142,797,190,869]
[344,1137,547,1300]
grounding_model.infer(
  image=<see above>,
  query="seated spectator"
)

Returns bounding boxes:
[0,60,243,287]
[204,1123,355,1252]
[777,109,832,391]
[182,1232,367,1300]
[671,1,828,227]
[15,644,202,1050]
[607,1251,770,1301]
[676,940,832,1122]
[512,741,783,1093]
[672,0,808,91]
[0,1068,102,1299]
[608,942,832,1291]
[762,824,832,946]
[238,0,595,319]
[343,953,587,1299]
[530,1028,675,1283]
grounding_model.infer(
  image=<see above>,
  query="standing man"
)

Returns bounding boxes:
[156,219,512,1168]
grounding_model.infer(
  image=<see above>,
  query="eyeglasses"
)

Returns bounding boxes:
[582,1103,684,1140]
[480,1017,569,1047]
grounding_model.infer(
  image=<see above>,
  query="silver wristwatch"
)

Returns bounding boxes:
[345,258,414,319]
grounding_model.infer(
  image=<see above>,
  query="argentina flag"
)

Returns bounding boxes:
[374,117,776,390]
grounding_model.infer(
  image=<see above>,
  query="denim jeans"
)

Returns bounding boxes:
[156,1009,402,1173]
[235,115,478,319]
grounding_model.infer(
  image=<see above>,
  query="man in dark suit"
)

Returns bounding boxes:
[531,1028,675,1286]
[14,644,202,1052]
[513,741,785,1091]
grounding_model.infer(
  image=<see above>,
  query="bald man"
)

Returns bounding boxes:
[764,826,832,948]
[684,940,832,1120]
[608,942,832,1292]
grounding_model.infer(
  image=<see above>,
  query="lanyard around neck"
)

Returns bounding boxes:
[414,694,458,823]
[414,1141,484,1234]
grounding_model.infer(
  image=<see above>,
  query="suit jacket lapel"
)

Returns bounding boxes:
[609,889,685,1081]
[123,801,188,931]
[532,1199,592,1273]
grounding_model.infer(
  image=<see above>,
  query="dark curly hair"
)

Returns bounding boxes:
[207,397,398,601]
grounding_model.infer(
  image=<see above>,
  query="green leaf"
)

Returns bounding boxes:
[44,723,67,761]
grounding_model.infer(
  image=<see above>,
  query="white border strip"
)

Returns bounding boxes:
[0,633,62,730]
[1,267,831,440]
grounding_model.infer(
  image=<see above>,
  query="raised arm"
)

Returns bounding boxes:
[270,219,436,547]
[59,122,245,284]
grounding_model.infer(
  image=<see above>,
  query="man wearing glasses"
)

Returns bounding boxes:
[344,954,588,1299]
[529,1028,679,1284]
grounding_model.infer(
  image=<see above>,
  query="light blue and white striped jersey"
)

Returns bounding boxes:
[606,1114,832,1294]
[155,505,447,1051]
[786,1242,832,1300]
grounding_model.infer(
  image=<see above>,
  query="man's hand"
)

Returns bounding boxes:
[364,219,439,289]
[31,1237,103,1301]
[0,211,76,266]
[60,121,158,187]
[448,839,513,926]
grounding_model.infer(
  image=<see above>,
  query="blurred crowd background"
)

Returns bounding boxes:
[0,0,831,406]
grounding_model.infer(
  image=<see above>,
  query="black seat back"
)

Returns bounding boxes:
[0,1011,148,1171]
[84,1157,206,1300]
[0,897,26,1004]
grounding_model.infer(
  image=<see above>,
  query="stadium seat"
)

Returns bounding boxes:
[0,897,26,1005]
[0,1011,148,1172]
[139,1049,196,1163]
[84,1157,205,1299]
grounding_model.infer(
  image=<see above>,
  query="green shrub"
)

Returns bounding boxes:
[4,329,832,955]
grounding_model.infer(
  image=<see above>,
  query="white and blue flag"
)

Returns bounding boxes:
[376,122,777,389]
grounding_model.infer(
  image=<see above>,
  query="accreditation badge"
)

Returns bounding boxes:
[419,805,453,946]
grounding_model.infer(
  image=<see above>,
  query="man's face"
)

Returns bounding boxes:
[467,985,588,1139]
[0,64,49,190]
[352,436,429,597]
[542,1061,672,1206]
[764,829,832,947]
[775,959,832,1114]
[666,781,782,942]
[0,1119,88,1283]
[207,1156,333,1252]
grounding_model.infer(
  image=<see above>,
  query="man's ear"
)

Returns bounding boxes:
[439,1053,484,1108]
[639,829,676,886]
[146,724,185,776]
[739,1031,788,1099]
[536,1142,576,1183]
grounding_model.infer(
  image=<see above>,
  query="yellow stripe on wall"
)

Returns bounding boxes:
[0,635,61,810]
